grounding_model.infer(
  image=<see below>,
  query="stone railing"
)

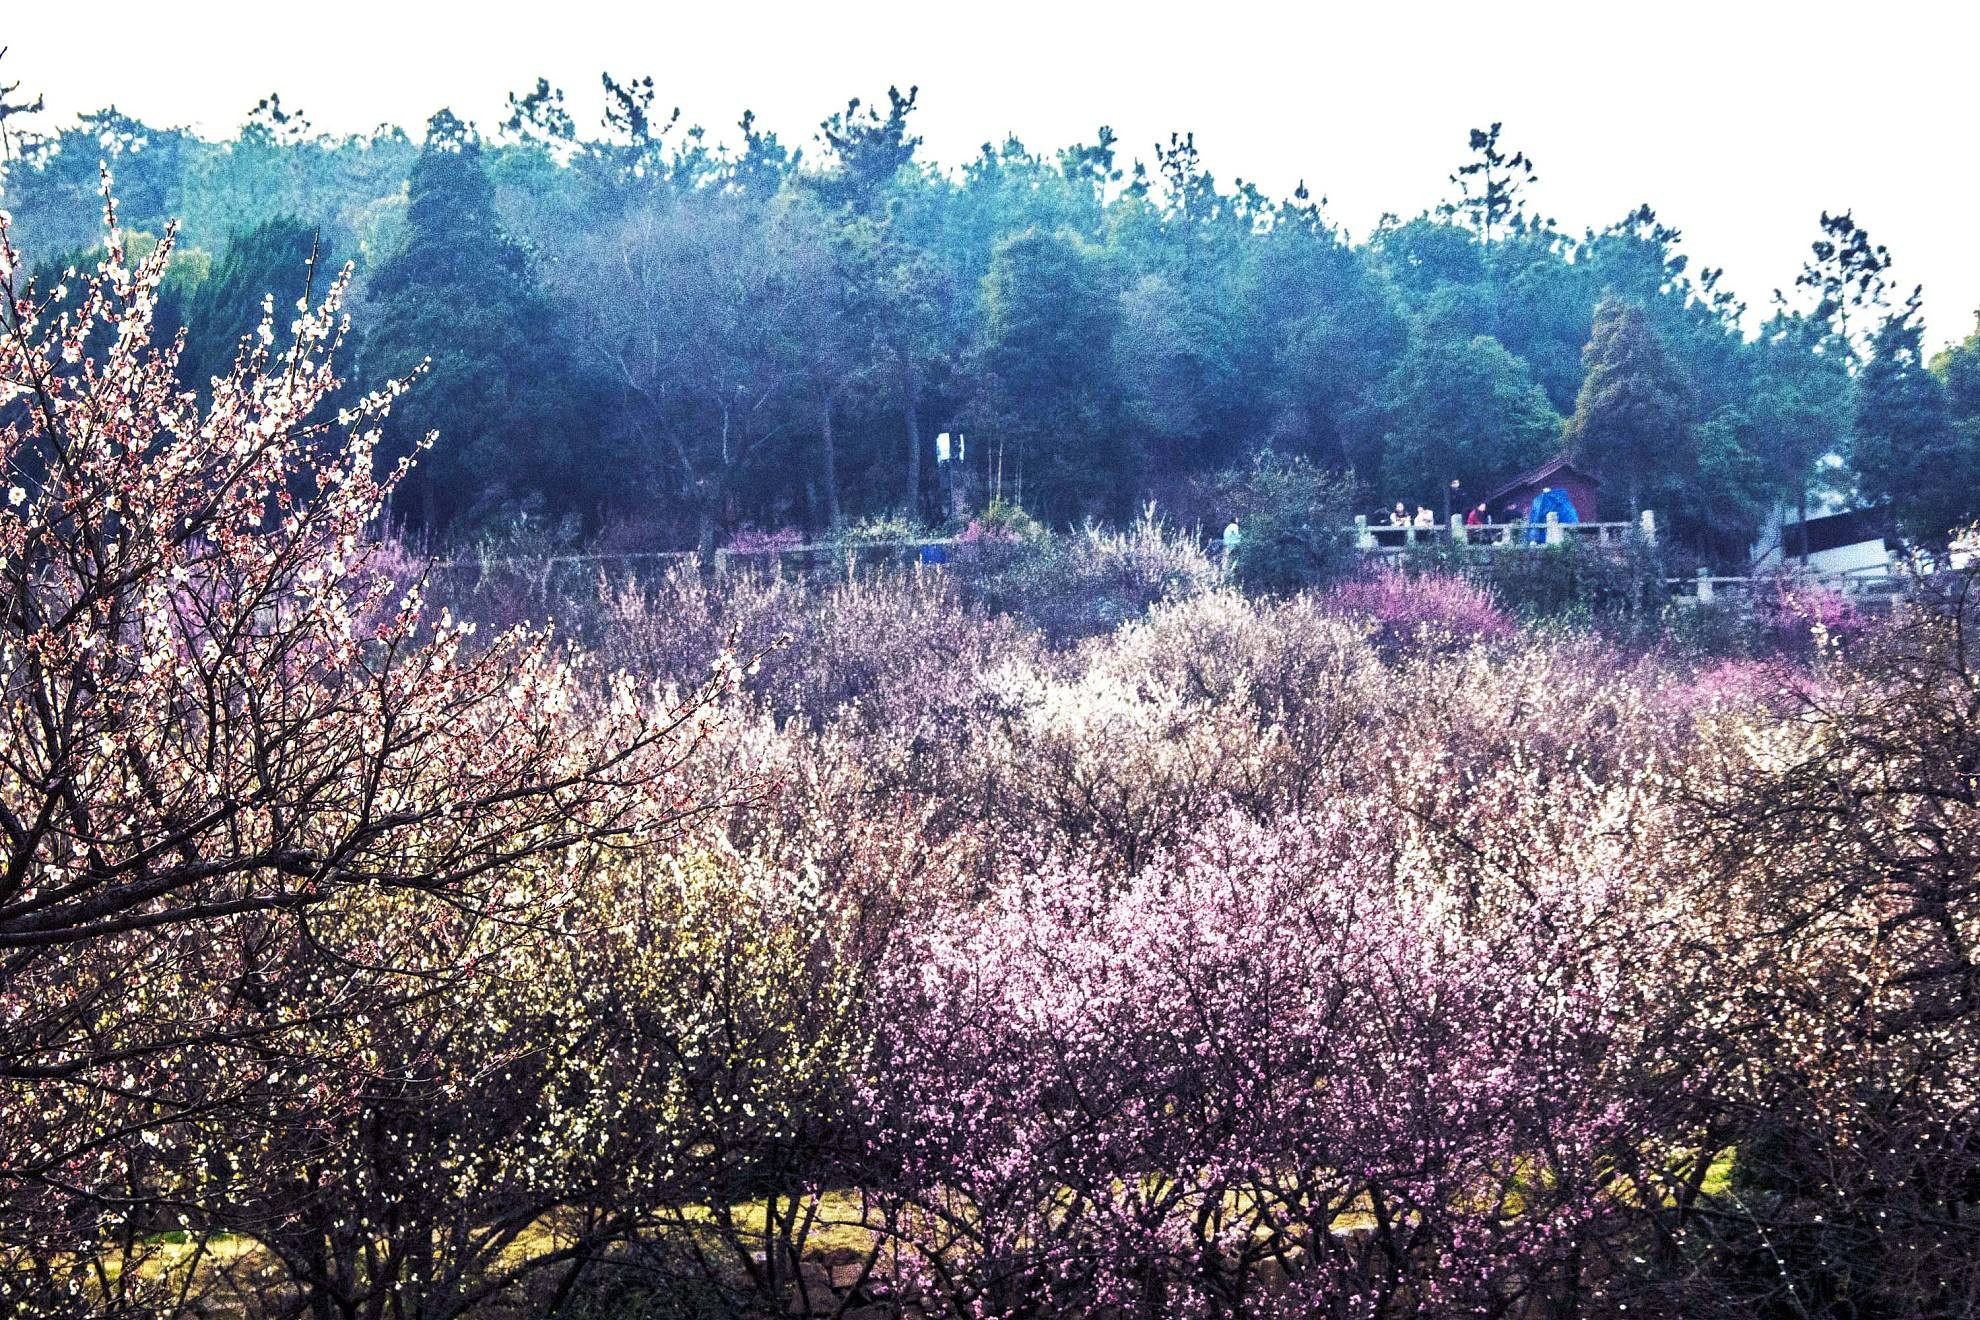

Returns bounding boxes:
[1353,510,1656,552]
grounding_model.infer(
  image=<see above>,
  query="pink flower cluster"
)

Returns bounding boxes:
[860,798,1691,1318]
[1754,574,1868,650]
[1324,568,1516,650]
[725,523,807,556]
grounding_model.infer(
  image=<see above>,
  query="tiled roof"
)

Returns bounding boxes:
[1483,454,1601,505]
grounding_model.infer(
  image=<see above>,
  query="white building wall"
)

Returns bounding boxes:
[1804,539,1890,578]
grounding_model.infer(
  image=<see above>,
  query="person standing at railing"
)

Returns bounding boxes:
[1466,503,1486,529]
[1523,486,1580,546]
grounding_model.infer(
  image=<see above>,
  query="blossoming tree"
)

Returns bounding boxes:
[0,183,735,1303]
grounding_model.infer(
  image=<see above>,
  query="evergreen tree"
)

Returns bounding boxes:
[1746,311,1851,557]
[1372,214,1484,297]
[1689,405,1776,563]
[178,216,323,392]
[361,112,594,530]
[1445,123,1538,246]
[1563,296,1694,515]
[974,227,1130,521]
[816,85,921,214]
[1794,209,1892,358]
[1377,308,1561,507]
[1853,290,1969,546]
[1932,312,1980,453]
[1245,198,1405,469]
[1115,269,1238,471]
[832,213,956,517]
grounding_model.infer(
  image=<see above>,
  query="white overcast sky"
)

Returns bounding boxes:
[5,0,1974,347]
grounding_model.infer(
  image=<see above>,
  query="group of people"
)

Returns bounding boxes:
[1385,501,1510,528]
[1388,502,1439,528]
[1233,486,1581,561]
[1374,500,1537,545]
[1374,488,1583,547]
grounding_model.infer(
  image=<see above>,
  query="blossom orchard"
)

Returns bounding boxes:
[0,180,1973,1320]
[861,774,1717,1318]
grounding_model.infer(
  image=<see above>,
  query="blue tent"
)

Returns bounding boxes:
[1525,487,1580,544]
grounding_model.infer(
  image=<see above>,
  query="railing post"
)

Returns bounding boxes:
[1406,523,1417,547]
[1355,514,1374,550]
[1450,514,1466,544]
[1545,512,1563,546]
[1696,566,1714,605]
[1640,509,1657,546]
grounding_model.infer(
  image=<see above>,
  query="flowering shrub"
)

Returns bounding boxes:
[1752,572,1869,653]
[838,511,928,546]
[864,800,1705,1318]
[966,506,1220,642]
[724,522,806,556]
[957,495,1047,545]
[194,838,872,1320]
[1324,566,1515,651]
[1658,594,1980,1318]
[1670,654,1803,719]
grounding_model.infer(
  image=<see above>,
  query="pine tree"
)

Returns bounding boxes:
[1445,123,1538,246]
[1563,296,1694,516]
[1853,290,1969,546]
[1794,210,1891,357]
[178,216,322,393]
[361,113,593,530]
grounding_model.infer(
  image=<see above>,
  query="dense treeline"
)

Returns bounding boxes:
[5,79,1980,555]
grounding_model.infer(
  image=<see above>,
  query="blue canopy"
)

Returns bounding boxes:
[1526,487,1580,544]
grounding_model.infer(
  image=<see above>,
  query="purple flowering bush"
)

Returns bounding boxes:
[863,800,1701,1318]
[1325,566,1517,651]
[1752,572,1869,653]
[724,522,807,556]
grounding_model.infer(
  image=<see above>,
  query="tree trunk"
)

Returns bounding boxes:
[819,392,843,530]
[696,497,719,574]
[904,377,923,519]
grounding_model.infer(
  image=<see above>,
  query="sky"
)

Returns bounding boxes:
[4,0,1974,347]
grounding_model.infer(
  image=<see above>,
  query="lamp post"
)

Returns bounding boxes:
[1443,478,1460,526]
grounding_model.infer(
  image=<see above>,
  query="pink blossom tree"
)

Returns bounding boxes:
[863,795,1706,1319]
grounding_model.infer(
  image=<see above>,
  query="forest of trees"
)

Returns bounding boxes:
[5,78,1980,557]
